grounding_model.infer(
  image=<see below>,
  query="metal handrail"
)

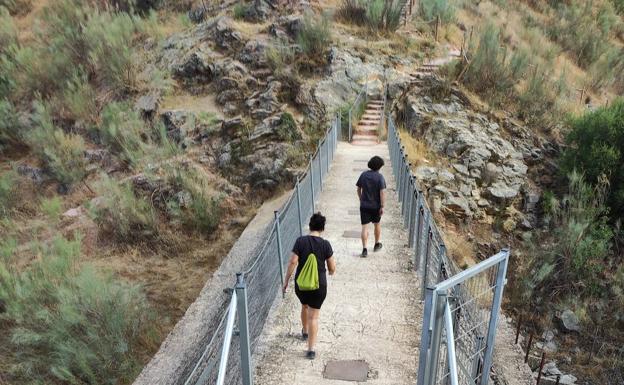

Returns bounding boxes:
[184,113,340,385]
[348,83,368,142]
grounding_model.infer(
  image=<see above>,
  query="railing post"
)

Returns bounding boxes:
[417,287,435,385]
[425,290,448,385]
[295,179,304,237]
[318,140,323,190]
[348,109,353,142]
[236,273,253,385]
[274,211,285,297]
[479,249,510,385]
[471,335,485,382]
[420,216,431,300]
[310,156,316,210]
[408,190,418,248]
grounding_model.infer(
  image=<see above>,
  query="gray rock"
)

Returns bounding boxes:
[239,40,270,67]
[173,49,218,82]
[487,182,520,201]
[17,164,49,184]
[135,95,159,118]
[559,310,581,333]
[244,0,275,22]
[213,17,244,51]
[442,194,472,218]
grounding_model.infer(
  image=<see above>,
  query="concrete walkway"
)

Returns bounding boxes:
[254,142,422,385]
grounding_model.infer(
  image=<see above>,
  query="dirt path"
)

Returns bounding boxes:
[254,142,422,385]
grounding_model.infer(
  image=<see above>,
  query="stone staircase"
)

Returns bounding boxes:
[409,48,462,86]
[351,99,384,146]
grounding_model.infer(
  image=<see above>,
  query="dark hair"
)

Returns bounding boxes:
[309,212,326,232]
[368,156,384,171]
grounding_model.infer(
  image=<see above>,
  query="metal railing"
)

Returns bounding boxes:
[347,83,369,142]
[184,114,340,385]
[387,115,510,385]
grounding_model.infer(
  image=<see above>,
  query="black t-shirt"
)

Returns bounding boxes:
[356,170,387,210]
[292,235,333,287]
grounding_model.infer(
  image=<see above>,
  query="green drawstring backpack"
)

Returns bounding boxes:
[296,238,320,291]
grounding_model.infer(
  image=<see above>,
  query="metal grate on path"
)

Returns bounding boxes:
[323,360,369,382]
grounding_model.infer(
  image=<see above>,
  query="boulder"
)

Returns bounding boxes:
[17,164,49,184]
[135,95,159,119]
[270,15,304,39]
[173,49,218,83]
[558,310,581,333]
[244,0,274,22]
[239,40,270,67]
[213,17,244,51]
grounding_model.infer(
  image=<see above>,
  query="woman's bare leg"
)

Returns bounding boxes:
[301,305,308,334]
[307,307,321,351]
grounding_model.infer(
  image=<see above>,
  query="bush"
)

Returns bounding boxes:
[91,174,157,240]
[0,7,16,51]
[62,74,99,124]
[420,0,455,23]
[232,1,249,19]
[0,98,22,148]
[561,99,624,221]
[40,196,63,221]
[0,235,155,384]
[547,1,619,68]
[160,165,222,234]
[276,112,301,142]
[0,169,18,216]
[297,12,332,57]
[463,24,514,95]
[28,103,87,186]
[337,0,403,32]
[517,172,613,305]
[0,0,31,15]
[613,0,624,14]
[265,39,296,75]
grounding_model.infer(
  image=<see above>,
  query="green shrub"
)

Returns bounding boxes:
[0,235,155,384]
[276,112,301,142]
[589,47,624,90]
[0,98,22,148]
[463,23,514,95]
[0,169,18,216]
[91,174,157,240]
[612,0,624,14]
[0,0,31,15]
[561,99,624,221]
[297,12,332,57]
[62,74,99,124]
[265,40,296,75]
[40,196,63,221]
[420,0,454,23]
[0,7,16,51]
[232,1,249,19]
[28,103,87,186]
[547,1,619,68]
[338,0,403,32]
[160,166,222,234]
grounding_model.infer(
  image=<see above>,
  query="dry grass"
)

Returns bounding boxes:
[398,128,438,168]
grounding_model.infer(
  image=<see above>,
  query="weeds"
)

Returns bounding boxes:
[276,112,301,142]
[0,7,16,51]
[233,1,249,19]
[0,169,18,216]
[0,235,155,384]
[91,174,157,240]
[420,0,455,23]
[0,99,22,148]
[0,0,31,15]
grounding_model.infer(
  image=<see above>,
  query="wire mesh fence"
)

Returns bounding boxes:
[387,115,510,385]
[183,115,340,385]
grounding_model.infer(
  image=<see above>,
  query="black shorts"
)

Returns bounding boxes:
[360,207,381,225]
[295,285,327,309]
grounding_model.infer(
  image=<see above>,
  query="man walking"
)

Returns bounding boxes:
[356,156,386,257]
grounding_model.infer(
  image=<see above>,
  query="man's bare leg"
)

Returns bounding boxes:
[374,222,382,244]
[361,224,369,249]
[307,307,321,352]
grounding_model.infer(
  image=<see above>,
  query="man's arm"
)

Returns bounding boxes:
[327,256,336,276]
[282,253,298,293]
[357,186,362,201]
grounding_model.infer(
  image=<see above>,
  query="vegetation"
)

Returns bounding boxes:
[232,1,250,19]
[297,12,332,57]
[0,170,19,217]
[561,98,624,221]
[90,175,157,241]
[420,0,454,23]
[337,0,403,32]
[0,235,155,384]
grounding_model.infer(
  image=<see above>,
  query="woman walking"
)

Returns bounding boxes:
[283,212,336,359]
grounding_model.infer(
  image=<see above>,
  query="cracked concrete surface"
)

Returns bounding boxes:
[254,142,422,385]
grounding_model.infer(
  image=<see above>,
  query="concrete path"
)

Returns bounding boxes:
[254,142,422,385]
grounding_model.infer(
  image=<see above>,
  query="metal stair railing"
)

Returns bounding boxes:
[386,114,510,385]
[183,113,340,385]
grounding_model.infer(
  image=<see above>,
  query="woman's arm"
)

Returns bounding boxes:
[282,253,298,293]
[327,256,336,276]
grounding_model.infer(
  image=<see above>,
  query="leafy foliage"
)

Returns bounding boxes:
[561,98,624,221]
[0,169,18,216]
[0,235,155,384]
